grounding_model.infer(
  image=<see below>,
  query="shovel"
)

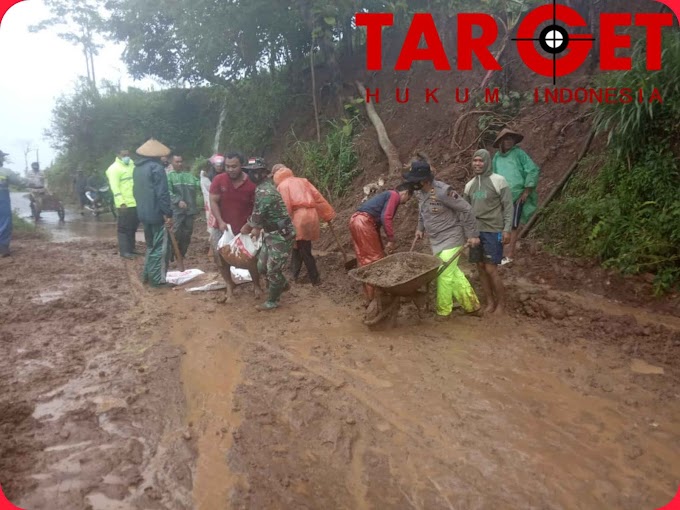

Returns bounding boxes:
[166,225,185,272]
[328,222,357,270]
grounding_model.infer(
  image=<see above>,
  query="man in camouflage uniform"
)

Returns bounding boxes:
[240,159,296,311]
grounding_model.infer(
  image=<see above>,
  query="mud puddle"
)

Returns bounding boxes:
[1,240,194,510]
[11,191,119,243]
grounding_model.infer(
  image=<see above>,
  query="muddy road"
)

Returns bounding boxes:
[1,231,679,509]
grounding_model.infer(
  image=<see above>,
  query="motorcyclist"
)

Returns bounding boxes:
[27,162,46,190]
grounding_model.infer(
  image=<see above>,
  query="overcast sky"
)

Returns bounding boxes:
[0,0,159,173]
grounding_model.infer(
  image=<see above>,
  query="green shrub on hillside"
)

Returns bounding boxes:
[538,34,680,294]
[283,118,360,200]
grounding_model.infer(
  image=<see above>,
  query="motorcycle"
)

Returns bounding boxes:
[84,185,117,218]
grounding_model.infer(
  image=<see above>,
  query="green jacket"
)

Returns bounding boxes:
[493,146,539,224]
[106,157,136,208]
[167,170,200,216]
[247,179,295,239]
[464,149,514,233]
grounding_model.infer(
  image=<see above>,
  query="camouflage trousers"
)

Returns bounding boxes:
[259,232,293,303]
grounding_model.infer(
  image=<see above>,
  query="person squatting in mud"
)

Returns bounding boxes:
[349,182,414,307]
[167,154,200,259]
[272,164,336,286]
[403,160,482,321]
[464,149,513,315]
[492,128,540,265]
[241,160,297,311]
[133,138,174,288]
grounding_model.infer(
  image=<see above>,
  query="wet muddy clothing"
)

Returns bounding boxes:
[273,168,336,241]
[356,190,401,242]
[291,240,319,284]
[116,206,140,257]
[0,167,25,256]
[247,179,295,304]
[464,150,513,233]
[134,157,173,285]
[437,246,480,315]
[349,212,385,267]
[167,170,200,216]
[416,181,479,254]
[106,157,136,208]
[210,173,256,234]
[142,223,170,286]
[168,170,200,258]
[493,146,540,225]
[133,158,173,225]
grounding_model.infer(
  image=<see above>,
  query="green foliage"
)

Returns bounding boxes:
[44,79,224,195]
[217,75,296,155]
[593,35,680,158]
[538,33,680,294]
[283,117,360,201]
[11,210,40,235]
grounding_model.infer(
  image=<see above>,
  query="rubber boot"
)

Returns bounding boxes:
[118,233,133,259]
[257,281,285,311]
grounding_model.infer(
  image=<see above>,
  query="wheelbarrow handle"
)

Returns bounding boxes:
[328,222,349,264]
[436,243,470,277]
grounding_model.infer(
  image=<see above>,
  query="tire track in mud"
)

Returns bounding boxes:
[162,291,248,510]
[160,274,680,509]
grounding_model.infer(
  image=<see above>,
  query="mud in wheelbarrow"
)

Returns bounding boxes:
[348,252,442,328]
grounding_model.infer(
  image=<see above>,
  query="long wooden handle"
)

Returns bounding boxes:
[409,237,418,252]
[167,226,185,272]
[436,243,469,277]
[327,222,348,264]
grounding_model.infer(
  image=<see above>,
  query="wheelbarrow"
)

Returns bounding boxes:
[348,246,467,329]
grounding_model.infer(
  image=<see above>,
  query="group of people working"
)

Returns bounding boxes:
[199,153,336,310]
[349,127,539,318]
[104,144,336,311]
[2,125,538,318]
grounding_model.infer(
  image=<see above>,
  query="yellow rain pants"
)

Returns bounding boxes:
[436,246,480,316]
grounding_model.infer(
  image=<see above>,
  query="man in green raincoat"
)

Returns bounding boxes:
[133,139,174,287]
[492,128,540,265]
[167,154,199,258]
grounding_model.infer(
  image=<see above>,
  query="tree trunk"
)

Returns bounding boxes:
[83,44,92,85]
[213,92,228,153]
[89,48,96,88]
[311,46,322,143]
[355,81,403,174]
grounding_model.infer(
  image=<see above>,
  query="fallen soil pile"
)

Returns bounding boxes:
[352,253,440,288]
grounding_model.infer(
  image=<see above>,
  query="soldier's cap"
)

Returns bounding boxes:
[402,160,433,183]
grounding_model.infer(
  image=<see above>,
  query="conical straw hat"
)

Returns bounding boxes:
[493,128,523,148]
[136,138,171,158]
